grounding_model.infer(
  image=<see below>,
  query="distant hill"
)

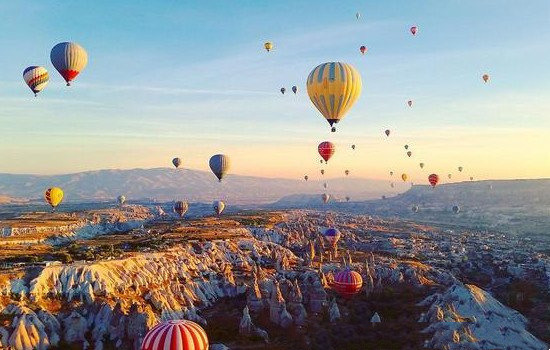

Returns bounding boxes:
[0,168,405,204]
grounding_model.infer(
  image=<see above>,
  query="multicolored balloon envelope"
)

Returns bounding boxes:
[318,141,335,162]
[428,173,439,187]
[174,201,188,217]
[23,66,49,96]
[141,320,208,350]
[324,228,340,246]
[45,187,64,209]
[50,42,88,86]
[332,268,363,298]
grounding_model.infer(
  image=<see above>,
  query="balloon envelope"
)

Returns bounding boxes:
[318,141,335,162]
[292,85,297,94]
[322,193,330,203]
[332,268,363,298]
[50,42,88,85]
[264,42,273,52]
[428,174,439,187]
[174,201,189,217]
[410,26,418,35]
[45,187,63,208]
[209,154,230,181]
[141,320,208,350]
[452,205,460,214]
[23,66,49,95]
[213,201,225,215]
[385,129,390,137]
[172,157,182,168]
[401,173,408,182]
[307,62,362,131]
[117,195,126,205]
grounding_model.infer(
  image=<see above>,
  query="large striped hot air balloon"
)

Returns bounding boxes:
[174,201,188,218]
[141,320,208,350]
[50,42,88,86]
[44,187,63,210]
[23,66,49,96]
[209,154,230,182]
[213,200,225,215]
[318,141,335,163]
[332,268,363,298]
[307,62,362,132]
[428,173,439,188]
[323,228,340,247]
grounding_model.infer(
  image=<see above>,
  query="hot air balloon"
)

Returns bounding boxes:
[385,129,390,137]
[389,171,394,176]
[488,184,493,190]
[323,182,328,189]
[458,166,463,172]
[404,145,409,150]
[345,170,350,176]
[351,144,356,150]
[410,26,418,36]
[428,174,439,187]
[213,201,225,216]
[322,193,330,203]
[174,201,189,218]
[141,320,208,350]
[50,42,88,86]
[411,205,419,213]
[209,154,230,182]
[324,228,340,246]
[292,85,297,94]
[382,195,386,200]
[264,42,273,52]
[117,195,126,206]
[318,141,335,163]
[23,66,49,96]
[307,62,362,132]
[470,176,474,181]
[321,169,325,175]
[356,12,360,20]
[304,175,309,181]
[401,173,408,182]
[345,196,350,202]
[280,87,286,94]
[407,151,412,157]
[448,174,452,179]
[482,74,489,83]
[172,157,182,168]
[359,46,367,55]
[390,182,395,188]
[407,100,413,107]
[452,205,460,214]
[419,162,425,169]
[44,187,63,210]
[332,268,363,298]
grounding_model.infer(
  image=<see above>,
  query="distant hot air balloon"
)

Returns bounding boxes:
[356,12,360,20]
[323,182,328,189]
[321,169,325,175]
[390,171,394,176]
[452,205,460,214]
[382,195,386,199]
[404,145,409,150]
[390,182,395,188]
[385,129,390,137]
[304,175,309,181]
[280,87,286,94]
[174,201,189,218]
[318,141,335,163]
[419,162,425,169]
[50,42,88,86]
[322,193,330,203]
[23,66,49,96]
[264,42,273,52]
[488,184,493,190]
[141,320,208,350]
[44,187,63,210]
[209,154,230,182]
[407,100,413,107]
[307,62,362,132]
[458,166,463,172]
[172,157,182,169]
[117,195,126,206]
[411,205,419,213]
[482,74,490,83]
[448,174,452,179]
[351,144,356,150]
[470,176,474,181]
[410,26,418,36]
[332,268,363,298]
[213,201,225,216]
[292,85,297,94]
[401,173,408,182]
[407,151,412,157]
[428,174,439,188]
[346,196,350,202]
[323,228,340,247]
[345,170,350,176]
[359,45,367,55]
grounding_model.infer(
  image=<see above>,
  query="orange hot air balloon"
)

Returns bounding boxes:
[401,173,408,182]
[359,45,367,54]
[428,174,439,187]
[318,141,335,163]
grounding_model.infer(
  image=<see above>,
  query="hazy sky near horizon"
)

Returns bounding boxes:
[0,1,549,182]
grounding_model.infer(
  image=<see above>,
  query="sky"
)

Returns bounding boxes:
[0,0,549,182]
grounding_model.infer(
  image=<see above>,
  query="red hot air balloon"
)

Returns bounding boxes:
[318,141,335,163]
[410,26,418,36]
[359,45,367,54]
[332,268,363,298]
[141,320,208,350]
[428,174,439,188]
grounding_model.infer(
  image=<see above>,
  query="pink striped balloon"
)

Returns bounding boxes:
[141,320,208,350]
[332,268,363,298]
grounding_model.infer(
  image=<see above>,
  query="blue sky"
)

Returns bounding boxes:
[0,1,549,181]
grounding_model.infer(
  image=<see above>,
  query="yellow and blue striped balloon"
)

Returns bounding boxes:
[23,66,49,96]
[306,62,362,132]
